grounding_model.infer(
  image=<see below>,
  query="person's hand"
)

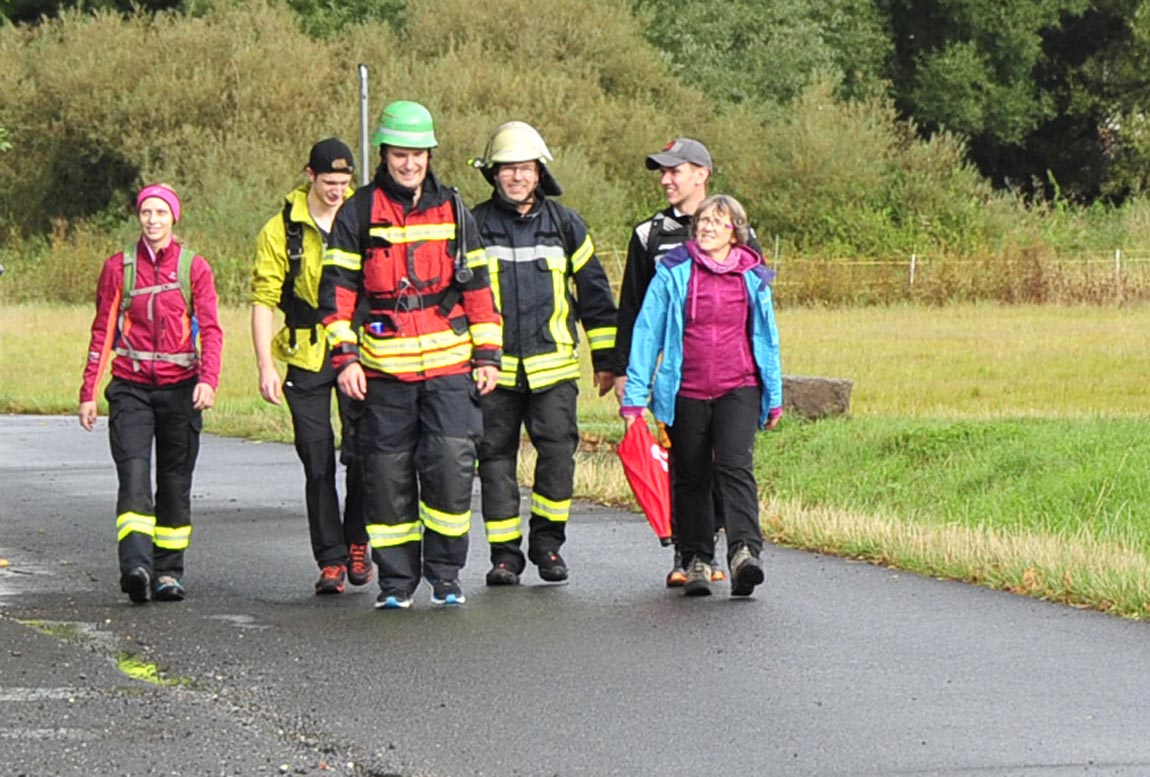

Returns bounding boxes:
[475,365,500,396]
[192,383,216,411]
[593,370,614,397]
[257,363,282,405]
[764,406,782,431]
[79,401,98,431]
[338,362,367,400]
[613,374,627,405]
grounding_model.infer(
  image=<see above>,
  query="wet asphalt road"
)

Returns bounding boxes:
[2,414,1150,777]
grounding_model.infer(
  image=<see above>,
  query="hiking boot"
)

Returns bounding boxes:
[314,565,346,595]
[431,580,466,606]
[485,561,521,587]
[683,558,713,597]
[536,551,568,582]
[152,575,186,602]
[347,543,374,586]
[729,545,764,597]
[120,567,150,604]
[375,590,413,610]
[665,550,686,588]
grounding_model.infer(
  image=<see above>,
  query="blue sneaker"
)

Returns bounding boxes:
[152,575,185,602]
[374,590,413,610]
[430,580,466,606]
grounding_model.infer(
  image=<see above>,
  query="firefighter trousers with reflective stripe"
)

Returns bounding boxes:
[106,377,200,578]
[478,380,577,573]
[358,373,482,594]
[283,361,367,567]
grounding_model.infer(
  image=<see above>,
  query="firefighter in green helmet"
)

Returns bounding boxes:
[318,100,503,609]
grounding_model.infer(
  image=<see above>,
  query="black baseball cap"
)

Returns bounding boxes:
[307,138,355,175]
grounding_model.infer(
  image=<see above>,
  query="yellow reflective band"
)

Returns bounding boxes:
[116,512,156,542]
[153,525,192,550]
[420,502,471,537]
[527,364,581,389]
[497,354,520,387]
[325,321,357,348]
[489,267,502,309]
[360,340,474,375]
[367,521,422,548]
[465,247,488,269]
[369,222,455,244]
[531,492,571,523]
[484,516,523,543]
[548,269,572,347]
[570,236,594,273]
[586,326,617,351]
[468,322,502,350]
[324,248,362,272]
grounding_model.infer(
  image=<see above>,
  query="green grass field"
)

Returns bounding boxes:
[3,302,1149,617]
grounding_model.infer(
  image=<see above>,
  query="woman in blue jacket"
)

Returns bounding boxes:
[621,194,782,597]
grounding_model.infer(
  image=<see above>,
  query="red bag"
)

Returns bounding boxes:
[616,420,673,545]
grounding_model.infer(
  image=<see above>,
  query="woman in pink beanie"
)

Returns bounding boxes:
[78,182,223,604]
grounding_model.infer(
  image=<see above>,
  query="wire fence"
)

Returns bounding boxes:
[597,248,1150,306]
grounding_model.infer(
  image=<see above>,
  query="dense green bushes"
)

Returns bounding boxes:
[1,0,1148,307]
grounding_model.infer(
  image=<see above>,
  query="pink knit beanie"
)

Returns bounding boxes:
[136,183,181,223]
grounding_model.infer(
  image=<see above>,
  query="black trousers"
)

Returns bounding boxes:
[106,377,200,578]
[358,373,483,594]
[283,361,367,567]
[478,380,577,573]
[666,386,763,566]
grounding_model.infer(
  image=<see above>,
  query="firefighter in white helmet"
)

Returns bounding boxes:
[471,121,618,586]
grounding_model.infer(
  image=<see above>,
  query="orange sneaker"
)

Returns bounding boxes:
[347,543,374,586]
[315,565,346,595]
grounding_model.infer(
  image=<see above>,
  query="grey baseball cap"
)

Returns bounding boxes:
[645,137,713,171]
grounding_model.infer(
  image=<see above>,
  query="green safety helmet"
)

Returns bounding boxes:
[372,100,438,149]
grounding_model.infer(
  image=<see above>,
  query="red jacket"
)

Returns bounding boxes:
[80,238,223,403]
[319,168,501,381]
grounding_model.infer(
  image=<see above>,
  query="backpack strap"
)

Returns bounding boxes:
[543,198,578,265]
[278,201,314,350]
[115,243,198,370]
[644,211,665,267]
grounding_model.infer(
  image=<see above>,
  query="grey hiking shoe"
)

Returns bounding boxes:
[729,545,764,597]
[683,558,713,597]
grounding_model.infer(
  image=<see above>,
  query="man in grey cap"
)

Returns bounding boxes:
[613,137,760,587]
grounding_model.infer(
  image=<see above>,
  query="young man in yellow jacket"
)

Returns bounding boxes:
[250,138,372,595]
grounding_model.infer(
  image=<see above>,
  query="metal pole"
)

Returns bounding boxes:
[358,64,370,187]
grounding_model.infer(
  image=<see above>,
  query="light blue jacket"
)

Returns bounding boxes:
[622,246,782,427]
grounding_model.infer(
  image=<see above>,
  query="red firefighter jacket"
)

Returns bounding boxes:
[319,167,501,381]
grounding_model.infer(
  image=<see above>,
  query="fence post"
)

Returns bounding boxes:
[773,234,781,271]
[1115,248,1123,303]
[909,253,917,288]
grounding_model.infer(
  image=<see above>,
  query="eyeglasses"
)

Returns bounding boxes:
[496,163,538,178]
[697,216,733,230]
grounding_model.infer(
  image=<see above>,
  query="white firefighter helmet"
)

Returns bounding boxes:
[472,121,563,196]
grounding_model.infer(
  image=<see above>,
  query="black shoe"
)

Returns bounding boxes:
[486,561,521,587]
[683,558,713,597]
[665,549,686,588]
[431,580,466,606]
[120,567,150,604]
[729,546,764,597]
[152,575,186,602]
[536,551,568,582]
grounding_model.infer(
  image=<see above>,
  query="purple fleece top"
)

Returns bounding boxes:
[678,241,761,400]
